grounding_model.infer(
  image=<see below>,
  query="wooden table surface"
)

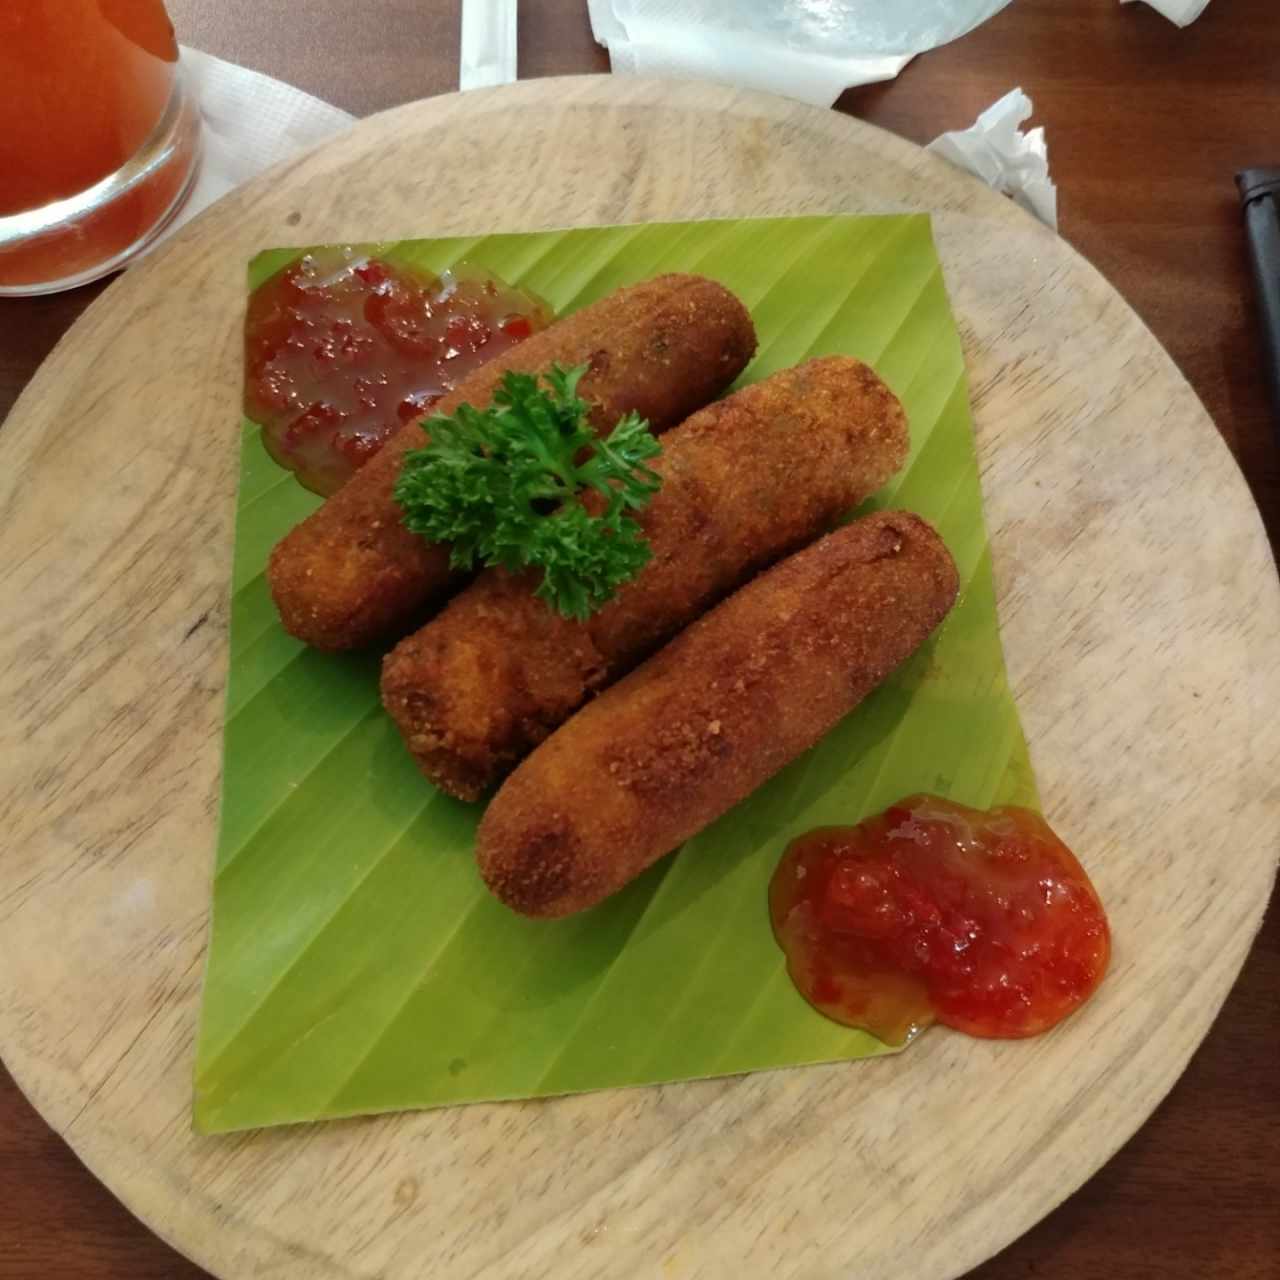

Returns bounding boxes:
[1,1,1276,1277]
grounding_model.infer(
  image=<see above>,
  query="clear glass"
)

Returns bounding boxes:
[0,0,201,296]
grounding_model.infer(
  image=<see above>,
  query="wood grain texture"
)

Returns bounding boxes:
[1,74,1276,1280]
[0,1,1277,1277]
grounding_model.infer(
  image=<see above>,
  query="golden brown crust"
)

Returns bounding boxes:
[475,512,959,917]
[382,571,604,801]
[381,356,909,800]
[267,274,757,651]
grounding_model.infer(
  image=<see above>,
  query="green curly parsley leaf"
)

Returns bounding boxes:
[393,363,663,621]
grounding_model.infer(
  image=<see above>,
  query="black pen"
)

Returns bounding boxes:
[1237,168,1280,424]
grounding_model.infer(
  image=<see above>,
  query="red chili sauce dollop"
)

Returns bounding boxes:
[769,796,1110,1045]
[244,248,553,495]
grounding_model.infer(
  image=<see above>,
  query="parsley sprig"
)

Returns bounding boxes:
[393,364,663,620]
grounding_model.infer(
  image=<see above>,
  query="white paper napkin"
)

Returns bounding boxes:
[150,46,355,252]
[1122,0,1213,25]
[928,88,1058,231]
[588,0,1015,106]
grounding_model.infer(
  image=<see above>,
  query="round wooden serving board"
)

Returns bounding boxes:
[1,77,1277,1280]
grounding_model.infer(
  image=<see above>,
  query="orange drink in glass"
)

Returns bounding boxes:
[0,0,200,294]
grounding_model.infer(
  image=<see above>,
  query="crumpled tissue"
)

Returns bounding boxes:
[588,0,1015,107]
[1121,0,1213,26]
[150,46,355,252]
[927,88,1057,231]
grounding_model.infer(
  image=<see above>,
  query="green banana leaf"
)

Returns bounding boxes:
[194,214,1036,1134]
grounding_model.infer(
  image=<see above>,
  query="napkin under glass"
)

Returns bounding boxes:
[151,47,355,252]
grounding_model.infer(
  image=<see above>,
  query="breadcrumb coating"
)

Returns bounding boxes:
[476,512,959,917]
[382,356,910,800]
[267,274,756,651]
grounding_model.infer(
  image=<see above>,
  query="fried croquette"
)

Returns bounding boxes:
[381,356,910,800]
[476,511,959,917]
[267,274,757,651]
